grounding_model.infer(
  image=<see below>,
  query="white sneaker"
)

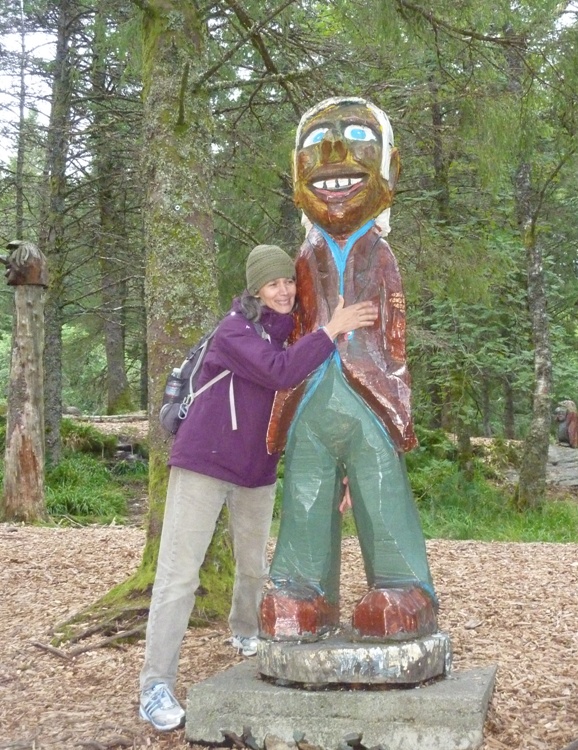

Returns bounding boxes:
[140,683,185,731]
[230,634,259,657]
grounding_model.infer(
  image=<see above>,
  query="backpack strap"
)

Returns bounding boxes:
[229,374,237,431]
[224,321,269,431]
[254,321,271,343]
[178,368,232,421]
[180,317,270,431]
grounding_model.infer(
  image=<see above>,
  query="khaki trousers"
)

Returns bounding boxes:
[140,467,275,692]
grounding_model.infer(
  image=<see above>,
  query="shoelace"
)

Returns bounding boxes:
[146,685,176,711]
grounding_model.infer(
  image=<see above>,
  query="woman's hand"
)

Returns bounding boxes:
[339,477,352,514]
[323,296,378,340]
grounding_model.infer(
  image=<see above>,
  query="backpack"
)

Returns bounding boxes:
[159,319,267,436]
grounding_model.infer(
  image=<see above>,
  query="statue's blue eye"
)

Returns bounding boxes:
[302,128,328,148]
[344,125,377,142]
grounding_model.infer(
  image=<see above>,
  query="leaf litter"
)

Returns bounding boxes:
[1,524,577,749]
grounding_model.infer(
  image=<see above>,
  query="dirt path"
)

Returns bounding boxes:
[1,524,578,750]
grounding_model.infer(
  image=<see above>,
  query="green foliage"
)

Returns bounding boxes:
[405,426,459,504]
[0,328,12,404]
[109,458,148,478]
[61,324,142,415]
[45,454,127,523]
[403,425,578,542]
[416,467,578,543]
[60,418,118,456]
[273,456,284,518]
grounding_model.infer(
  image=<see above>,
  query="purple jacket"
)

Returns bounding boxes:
[169,299,335,488]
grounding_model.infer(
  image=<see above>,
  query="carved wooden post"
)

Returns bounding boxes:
[0,240,49,522]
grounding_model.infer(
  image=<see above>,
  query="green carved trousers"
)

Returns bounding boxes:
[270,359,435,606]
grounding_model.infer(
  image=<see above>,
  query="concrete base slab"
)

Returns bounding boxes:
[186,660,497,750]
[257,632,452,685]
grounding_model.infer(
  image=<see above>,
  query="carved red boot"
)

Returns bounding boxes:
[352,586,437,641]
[259,583,339,641]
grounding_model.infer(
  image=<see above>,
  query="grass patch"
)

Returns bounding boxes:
[46,453,128,524]
[60,418,118,456]
[414,467,578,542]
[0,419,147,525]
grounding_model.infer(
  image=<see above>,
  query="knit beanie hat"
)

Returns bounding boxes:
[245,245,295,295]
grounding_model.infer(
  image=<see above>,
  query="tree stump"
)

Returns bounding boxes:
[0,240,48,522]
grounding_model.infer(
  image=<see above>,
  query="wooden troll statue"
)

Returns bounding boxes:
[260,97,438,642]
[555,400,578,449]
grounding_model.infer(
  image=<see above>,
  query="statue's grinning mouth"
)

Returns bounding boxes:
[311,176,363,191]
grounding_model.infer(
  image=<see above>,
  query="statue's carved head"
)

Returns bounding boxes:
[293,97,400,237]
[555,399,577,421]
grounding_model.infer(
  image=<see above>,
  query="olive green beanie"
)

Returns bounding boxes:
[245,244,295,295]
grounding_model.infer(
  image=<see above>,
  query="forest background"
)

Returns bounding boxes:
[1,0,578,617]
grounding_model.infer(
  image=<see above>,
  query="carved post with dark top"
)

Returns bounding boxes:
[0,240,49,522]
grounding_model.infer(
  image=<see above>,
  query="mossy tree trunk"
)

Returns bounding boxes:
[90,10,135,416]
[140,0,227,614]
[504,31,553,511]
[53,0,235,642]
[39,0,78,468]
[513,164,552,511]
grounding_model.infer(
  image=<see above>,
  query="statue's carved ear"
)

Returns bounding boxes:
[388,147,401,192]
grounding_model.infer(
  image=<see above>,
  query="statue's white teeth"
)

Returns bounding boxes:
[312,177,363,190]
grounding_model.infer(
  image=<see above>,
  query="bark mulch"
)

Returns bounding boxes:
[1,524,577,750]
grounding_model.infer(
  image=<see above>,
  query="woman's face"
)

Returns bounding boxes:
[257,277,296,314]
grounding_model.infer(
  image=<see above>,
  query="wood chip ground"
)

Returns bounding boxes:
[2,524,577,750]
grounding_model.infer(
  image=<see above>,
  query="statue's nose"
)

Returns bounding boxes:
[320,133,348,163]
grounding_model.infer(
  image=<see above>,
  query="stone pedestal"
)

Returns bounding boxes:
[185,659,497,750]
[257,632,452,686]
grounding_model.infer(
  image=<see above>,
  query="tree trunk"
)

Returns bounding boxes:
[481,373,492,438]
[514,163,552,510]
[140,1,234,623]
[1,242,48,522]
[429,74,451,226]
[91,13,134,415]
[503,29,553,510]
[54,0,233,639]
[14,0,27,241]
[503,372,516,439]
[140,0,219,567]
[38,0,77,466]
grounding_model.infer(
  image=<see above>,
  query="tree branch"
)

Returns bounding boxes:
[206,68,309,93]
[395,0,527,48]
[128,0,153,13]
[533,146,577,224]
[191,0,297,92]
[223,0,301,116]
[213,207,261,246]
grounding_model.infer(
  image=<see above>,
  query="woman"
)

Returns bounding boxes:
[139,244,377,732]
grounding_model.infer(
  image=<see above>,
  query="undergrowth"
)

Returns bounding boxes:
[406,426,578,542]
[0,418,147,525]
[45,454,128,524]
[2,416,578,541]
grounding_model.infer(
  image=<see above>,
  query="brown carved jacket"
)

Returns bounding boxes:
[266,223,417,454]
